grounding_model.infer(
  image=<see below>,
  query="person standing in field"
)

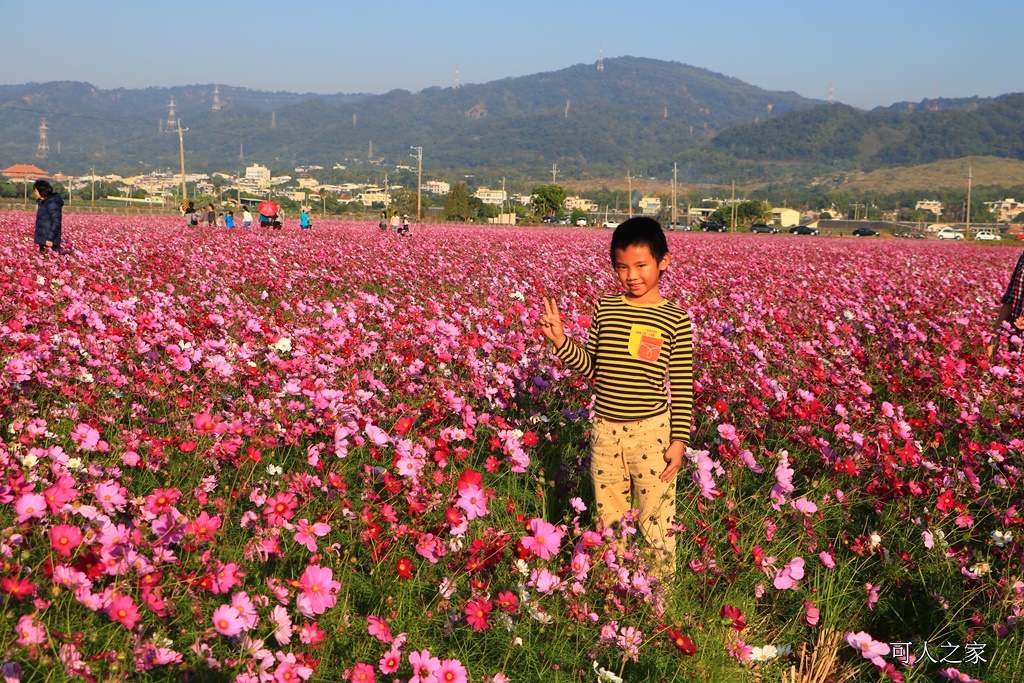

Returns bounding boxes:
[390,211,400,233]
[33,179,64,253]
[539,216,694,578]
[182,200,198,227]
[242,207,253,228]
[300,207,311,230]
[224,211,235,229]
[401,214,410,235]
[206,204,215,227]
[988,250,1024,358]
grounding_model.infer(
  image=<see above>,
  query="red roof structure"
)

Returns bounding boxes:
[2,164,50,180]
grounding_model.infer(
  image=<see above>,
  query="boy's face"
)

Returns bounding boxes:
[612,244,669,304]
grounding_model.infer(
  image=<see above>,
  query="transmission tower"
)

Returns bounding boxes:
[271,111,276,129]
[239,143,244,165]
[37,118,49,159]
[828,83,834,105]
[166,98,177,132]
[598,45,604,72]
[454,65,460,89]
[212,84,221,112]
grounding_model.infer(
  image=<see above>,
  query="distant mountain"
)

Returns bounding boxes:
[707,94,1024,167]
[0,58,818,176]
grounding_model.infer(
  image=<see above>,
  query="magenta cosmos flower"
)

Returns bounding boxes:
[521,518,563,560]
[844,631,890,667]
[408,649,441,683]
[50,523,82,557]
[296,565,340,617]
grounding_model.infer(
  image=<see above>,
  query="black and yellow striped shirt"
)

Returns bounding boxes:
[555,295,693,443]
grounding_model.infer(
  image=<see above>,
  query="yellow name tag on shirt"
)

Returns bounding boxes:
[628,324,665,362]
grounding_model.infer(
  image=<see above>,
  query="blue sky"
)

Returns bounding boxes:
[4,0,1020,109]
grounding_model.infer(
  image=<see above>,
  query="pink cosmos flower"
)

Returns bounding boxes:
[866,582,880,610]
[379,648,402,675]
[107,593,140,629]
[50,524,83,557]
[293,518,331,552]
[521,518,563,560]
[802,599,820,627]
[791,497,818,515]
[263,491,298,526]
[298,621,326,645]
[230,591,258,631]
[271,605,293,645]
[367,615,394,643]
[14,493,46,523]
[212,603,245,637]
[94,480,127,513]
[845,631,890,667]
[296,565,340,617]
[773,556,805,590]
[408,649,441,683]
[819,551,836,568]
[455,484,489,520]
[15,614,45,645]
[70,423,100,450]
[938,668,983,683]
[348,662,376,683]
[436,659,468,683]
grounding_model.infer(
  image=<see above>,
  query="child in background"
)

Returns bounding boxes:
[216,213,224,228]
[300,208,311,230]
[539,216,694,578]
[225,211,235,229]
[242,208,253,228]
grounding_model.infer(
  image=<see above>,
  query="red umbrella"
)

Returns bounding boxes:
[258,201,279,217]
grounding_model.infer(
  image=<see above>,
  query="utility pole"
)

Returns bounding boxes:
[672,162,678,228]
[501,176,506,219]
[90,167,95,209]
[627,172,632,215]
[177,121,187,208]
[551,164,558,184]
[730,180,737,232]
[965,165,972,239]
[410,146,423,220]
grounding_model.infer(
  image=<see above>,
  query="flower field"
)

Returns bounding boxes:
[1,213,1022,683]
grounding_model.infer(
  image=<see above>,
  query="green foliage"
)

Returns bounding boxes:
[443,182,471,221]
[530,184,567,217]
[570,208,588,225]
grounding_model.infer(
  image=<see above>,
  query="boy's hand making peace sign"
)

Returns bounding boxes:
[539,297,567,349]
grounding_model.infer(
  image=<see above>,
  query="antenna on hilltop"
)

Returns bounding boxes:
[37,118,49,159]
[598,45,604,72]
[565,100,570,118]
[271,111,276,129]
[455,65,460,89]
[212,84,221,112]
[239,142,244,164]
[828,83,835,105]
[166,97,177,132]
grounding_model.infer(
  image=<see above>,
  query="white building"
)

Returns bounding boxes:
[916,200,944,216]
[564,196,599,213]
[474,187,507,206]
[357,187,390,205]
[422,180,450,194]
[245,164,271,188]
[985,198,1021,222]
[638,196,662,215]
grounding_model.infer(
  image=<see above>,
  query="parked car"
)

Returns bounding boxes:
[936,228,965,241]
[601,221,620,229]
[789,225,819,236]
[576,218,588,227]
[750,223,778,234]
[973,231,1000,241]
[664,222,692,231]
[700,221,728,232]
[852,227,879,237]
[542,216,559,224]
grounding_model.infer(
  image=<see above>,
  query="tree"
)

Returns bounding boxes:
[391,189,418,218]
[1014,212,1024,223]
[443,182,471,222]
[570,208,588,226]
[530,184,567,218]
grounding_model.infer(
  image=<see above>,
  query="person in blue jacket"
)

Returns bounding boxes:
[33,179,64,253]
[300,207,311,230]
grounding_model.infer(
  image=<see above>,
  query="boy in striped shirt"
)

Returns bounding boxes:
[540,217,693,577]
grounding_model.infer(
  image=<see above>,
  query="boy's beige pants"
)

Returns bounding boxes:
[591,413,677,577]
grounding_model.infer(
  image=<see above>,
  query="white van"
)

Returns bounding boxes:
[936,228,965,241]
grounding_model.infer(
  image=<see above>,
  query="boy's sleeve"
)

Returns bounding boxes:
[669,311,694,444]
[552,300,599,379]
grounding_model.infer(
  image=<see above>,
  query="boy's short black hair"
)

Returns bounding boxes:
[610,216,669,265]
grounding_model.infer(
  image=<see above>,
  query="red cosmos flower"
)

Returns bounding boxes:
[1,577,36,600]
[50,523,83,557]
[667,629,697,655]
[393,416,416,435]
[263,491,298,526]
[936,490,962,513]
[522,431,539,446]
[464,598,492,631]
[396,556,414,579]
[496,590,519,613]
[456,469,483,491]
[107,593,141,629]
[720,605,746,631]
